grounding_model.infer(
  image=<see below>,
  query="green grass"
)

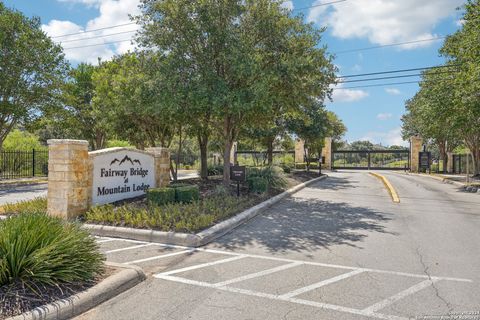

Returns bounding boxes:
[0,213,104,288]
[0,197,47,215]
[85,195,259,233]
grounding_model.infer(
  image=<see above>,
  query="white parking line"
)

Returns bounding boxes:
[125,249,195,265]
[156,255,246,276]
[155,275,409,320]
[362,279,438,314]
[96,239,117,243]
[213,261,303,287]
[279,268,365,299]
[105,243,154,254]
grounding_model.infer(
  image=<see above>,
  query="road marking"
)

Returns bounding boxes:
[156,255,246,276]
[362,279,438,314]
[155,274,409,320]
[105,243,154,254]
[369,172,400,203]
[98,238,472,283]
[96,239,117,243]
[125,249,195,265]
[213,262,302,287]
[279,268,365,299]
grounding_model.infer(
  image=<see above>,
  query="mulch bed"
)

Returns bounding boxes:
[0,267,113,320]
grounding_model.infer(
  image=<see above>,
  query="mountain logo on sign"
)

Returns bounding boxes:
[110,155,142,166]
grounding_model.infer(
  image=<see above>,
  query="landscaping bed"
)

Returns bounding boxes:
[84,170,321,233]
[0,214,105,319]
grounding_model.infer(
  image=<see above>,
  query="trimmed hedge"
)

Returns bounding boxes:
[175,185,200,203]
[147,187,175,205]
[248,177,268,193]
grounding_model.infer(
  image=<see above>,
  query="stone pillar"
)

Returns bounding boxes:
[321,137,333,170]
[229,142,238,165]
[295,139,305,163]
[447,152,454,173]
[47,139,90,219]
[146,147,171,188]
[410,136,423,173]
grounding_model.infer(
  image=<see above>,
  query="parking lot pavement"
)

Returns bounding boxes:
[91,236,474,320]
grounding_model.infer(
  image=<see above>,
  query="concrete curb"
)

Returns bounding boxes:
[369,172,400,203]
[8,262,146,320]
[414,173,466,188]
[85,175,328,247]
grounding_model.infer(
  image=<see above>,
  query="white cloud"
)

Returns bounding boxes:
[331,83,369,103]
[351,64,362,72]
[385,88,401,95]
[456,19,465,27]
[376,113,393,120]
[308,0,463,50]
[43,0,141,63]
[361,127,406,146]
[281,1,294,10]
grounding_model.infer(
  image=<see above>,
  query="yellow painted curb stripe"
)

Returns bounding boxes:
[369,172,400,203]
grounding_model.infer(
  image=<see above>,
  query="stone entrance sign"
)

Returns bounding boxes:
[90,149,155,205]
[47,139,170,219]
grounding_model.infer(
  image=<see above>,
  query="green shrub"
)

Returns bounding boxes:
[0,213,104,288]
[175,185,200,203]
[185,165,191,170]
[295,163,307,170]
[281,165,291,173]
[85,195,257,233]
[0,197,47,215]
[206,164,223,176]
[147,187,175,205]
[248,177,268,193]
[169,183,189,189]
[247,166,287,190]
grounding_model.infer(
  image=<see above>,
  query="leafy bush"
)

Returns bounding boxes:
[169,183,189,189]
[281,165,291,173]
[147,187,175,205]
[106,139,133,148]
[85,196,257,233]
[206,164,223,176]
[0,213,104,288]
[295,163,307,170]
[247,166,287,190]
[175,185,200,203]
[212,185,230,197]
[248,177,268,193]
[0,197,47,215]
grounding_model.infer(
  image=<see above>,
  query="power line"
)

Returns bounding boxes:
[333,36,446,55]
[293,0,347,11]
[51,22,137,39]
[56,30,138,44]
[338,70,458,84]
[63,39,132,50]
[338,65,459,79]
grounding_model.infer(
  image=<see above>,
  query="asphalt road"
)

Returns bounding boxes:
[76,171,480,320]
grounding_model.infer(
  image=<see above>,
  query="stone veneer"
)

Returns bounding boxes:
[295,139,305,163]
[321,137,332,170]
[47,140,170,219]
[410,136,423,173]
[145,147,171,189]
[47,139,90,219]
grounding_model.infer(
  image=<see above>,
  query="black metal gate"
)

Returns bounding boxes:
[0,149,49,180]
[332,150,410,170]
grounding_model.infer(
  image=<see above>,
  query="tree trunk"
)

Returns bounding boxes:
[438,140,446,174]
[222,116,234,184]
[198,133,209,180]
[267,138,274,166]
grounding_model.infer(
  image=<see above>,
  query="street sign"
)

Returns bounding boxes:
[419,152,431,170]
[230,165,246,182]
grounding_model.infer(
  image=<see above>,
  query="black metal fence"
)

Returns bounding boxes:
[452,154,474,174]
[332,150,410,170]
[0,149,49,180]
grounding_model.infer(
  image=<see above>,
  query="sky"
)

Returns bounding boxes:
[4,0,467,147]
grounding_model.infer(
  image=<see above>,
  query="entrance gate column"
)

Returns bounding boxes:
[410,136,423,173]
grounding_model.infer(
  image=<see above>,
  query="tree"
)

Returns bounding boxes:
[136,0,335,183]
[440,0,480,175]
[0,3,68,150]
[326,111,347,150]
[401,66,460,172]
